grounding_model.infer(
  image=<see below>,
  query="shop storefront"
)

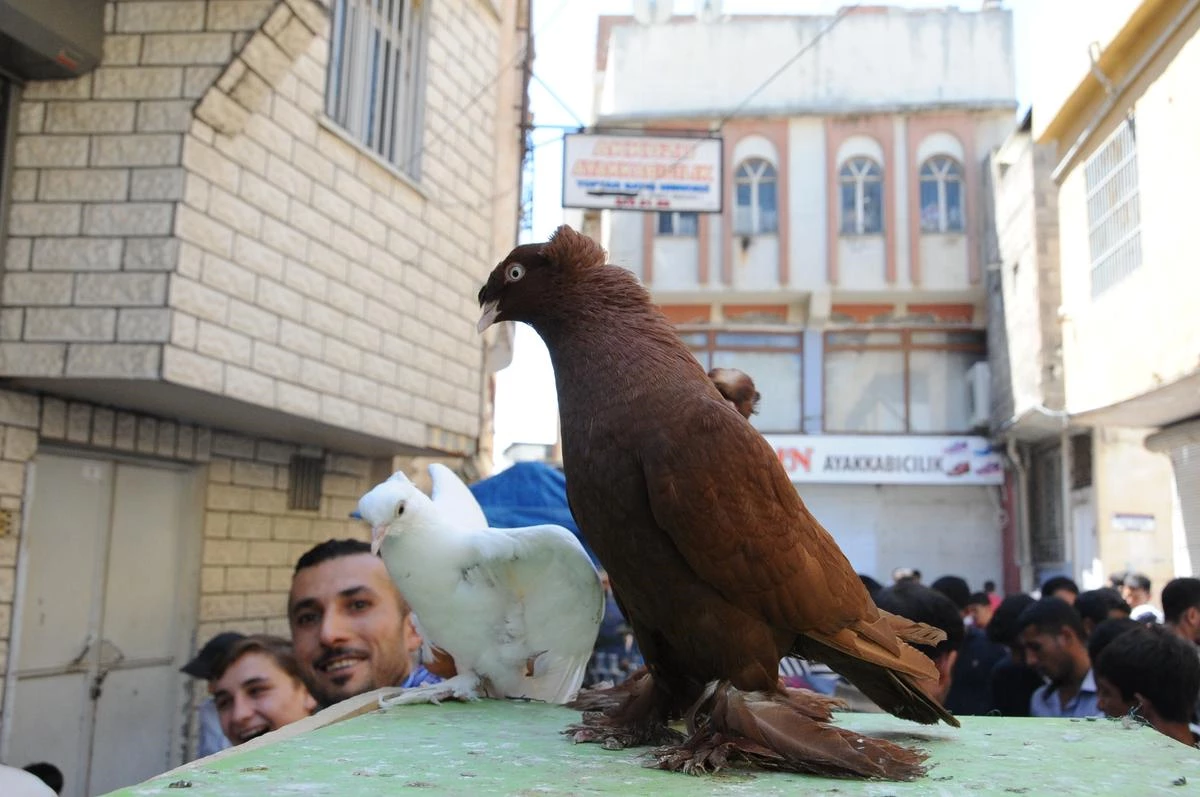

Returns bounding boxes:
[764,434,1006,590]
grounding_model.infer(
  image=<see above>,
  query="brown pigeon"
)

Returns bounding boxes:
[477,226,956,780]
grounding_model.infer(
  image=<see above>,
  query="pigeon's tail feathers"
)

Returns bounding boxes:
[883,609,949,649]
[793,623,959,727]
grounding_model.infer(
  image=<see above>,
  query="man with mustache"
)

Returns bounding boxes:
[288,539,440,707]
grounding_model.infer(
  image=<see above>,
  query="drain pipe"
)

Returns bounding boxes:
[1007,437,1033,592]
[1060,423,1075,581]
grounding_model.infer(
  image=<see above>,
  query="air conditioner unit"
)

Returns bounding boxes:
[966,362,991,428]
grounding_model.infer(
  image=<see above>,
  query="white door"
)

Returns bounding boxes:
[4,452,202,797]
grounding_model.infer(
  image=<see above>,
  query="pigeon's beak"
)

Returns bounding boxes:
[370,525,387,556]
[477,300,499,333]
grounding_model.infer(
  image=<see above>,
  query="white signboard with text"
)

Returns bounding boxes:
[763,435,1004,486]
[561,133,723,212]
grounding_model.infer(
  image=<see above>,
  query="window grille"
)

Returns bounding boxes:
[288,455,325,511]
[325,0,428,178]
[1084,120,1141,298]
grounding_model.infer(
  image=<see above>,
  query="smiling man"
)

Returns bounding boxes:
[211,635,316,744]
[288,539,439,707]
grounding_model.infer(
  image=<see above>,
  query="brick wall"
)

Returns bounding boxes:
[0,386,385,717]
[196,434,371,641]
[3,0,521,457]
[2,0,277,379]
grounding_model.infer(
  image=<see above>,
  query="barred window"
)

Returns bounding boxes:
[1084,120,1141,298]
[325,0,428,178]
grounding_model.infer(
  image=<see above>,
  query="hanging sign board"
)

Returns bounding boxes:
[561,133,723,213]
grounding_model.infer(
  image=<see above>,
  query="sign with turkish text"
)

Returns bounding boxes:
[763,435,1005,486]
[561,133,723,212]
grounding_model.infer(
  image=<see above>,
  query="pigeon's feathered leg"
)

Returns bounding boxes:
[564,669,683,749]
[378,672,482,708]
[649,681,929,780]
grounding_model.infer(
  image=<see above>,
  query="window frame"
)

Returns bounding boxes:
[656,210,699,237]
[733,157,779,235]
[325,0,429,179]
[679,327,805,432]
[822,328,986,434]
[838,156,884,236]
[1084,119,1142,299]
[918,155,965,234]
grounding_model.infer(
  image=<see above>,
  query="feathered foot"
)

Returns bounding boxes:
[563,668,682,750]
[378,672,481,708]
[650,681,929,781]
[568,666,650,712]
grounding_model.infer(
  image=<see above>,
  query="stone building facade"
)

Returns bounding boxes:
[0,0,527,790]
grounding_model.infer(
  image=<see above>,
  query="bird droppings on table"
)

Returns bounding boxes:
[238,766,268,772]
[1173,776,1188,786]
[166,782,191,789]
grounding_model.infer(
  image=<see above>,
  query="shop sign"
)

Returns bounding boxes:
[561,133,723,212]
[763,435,1004,486]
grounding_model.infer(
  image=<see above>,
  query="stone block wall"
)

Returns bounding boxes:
[2,0,277,380]
[0,387,377,717]
[3,0,521,455]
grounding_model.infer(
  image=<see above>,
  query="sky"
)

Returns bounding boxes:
[490,0,1034,471]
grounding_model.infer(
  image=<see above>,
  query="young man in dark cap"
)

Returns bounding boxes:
[180,631,246,757]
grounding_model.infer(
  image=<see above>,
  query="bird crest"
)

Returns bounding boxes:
[539,225,607,270]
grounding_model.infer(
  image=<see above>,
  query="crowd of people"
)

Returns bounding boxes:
[173,555,1200,756]
[781,568,1200,748]
[7,535,1193,793]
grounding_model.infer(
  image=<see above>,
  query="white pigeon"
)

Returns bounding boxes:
[357,470,604,707]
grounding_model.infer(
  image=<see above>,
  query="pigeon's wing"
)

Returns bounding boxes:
[429,463,489,531]
[639,402,867,631]
[638,399,938,671]
[469,524,604,702]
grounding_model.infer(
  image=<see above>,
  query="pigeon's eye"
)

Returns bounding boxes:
[506,263,526,282]
[396,502,406,517]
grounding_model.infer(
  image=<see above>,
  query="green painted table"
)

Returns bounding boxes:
[111,700,1200,796]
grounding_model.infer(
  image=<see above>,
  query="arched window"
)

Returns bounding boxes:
[734,158,778,235]
[839,157,883,235]
[919,156,964,233]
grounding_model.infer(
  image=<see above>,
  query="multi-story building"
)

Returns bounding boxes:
[990,0,1200,592]
[582,5,1017,590]
[0,0,528,791]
